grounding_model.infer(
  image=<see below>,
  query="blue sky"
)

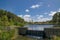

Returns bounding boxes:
[0,0,60,22]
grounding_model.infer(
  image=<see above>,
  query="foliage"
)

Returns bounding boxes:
[0,26,15,40]
[52,12,60,25]
[0,9,26,40]
[51,36,60,40]
[0,9,25,26]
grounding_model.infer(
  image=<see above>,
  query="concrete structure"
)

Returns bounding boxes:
[44,27,60,38]
[18,27,60,39]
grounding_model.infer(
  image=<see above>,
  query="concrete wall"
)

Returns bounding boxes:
[44,27,60,38]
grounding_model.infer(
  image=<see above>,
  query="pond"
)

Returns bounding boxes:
[24,24,54,31]
[23,24,54,40]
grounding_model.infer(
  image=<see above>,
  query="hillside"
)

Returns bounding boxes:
[52,12,60,25]
[0,9,25,26]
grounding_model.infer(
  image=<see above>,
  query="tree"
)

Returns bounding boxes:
[0,9,25,26]
[0,9,26,40]
[52,12,60,25]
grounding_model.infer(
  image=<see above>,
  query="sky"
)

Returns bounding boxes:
[0,0,60,22]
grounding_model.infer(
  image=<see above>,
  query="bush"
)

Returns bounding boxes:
[0,26,15,40]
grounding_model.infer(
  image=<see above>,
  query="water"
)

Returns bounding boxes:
[24,24,54,31]
[24,24,54,39]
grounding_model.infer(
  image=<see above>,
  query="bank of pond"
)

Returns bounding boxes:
[0,24,60,40]
[18,27,60,40]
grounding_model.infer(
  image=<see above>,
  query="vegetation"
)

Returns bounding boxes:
[52,12,60,25]
[50,36,60,40]
[28,12,60,25]
[0,26,15,40]
[0,9,25,26]
[0,9,26,40]
[0,9,60,40]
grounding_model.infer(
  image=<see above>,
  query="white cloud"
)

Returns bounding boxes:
[44,13,48,14]
[18,14,52,22]
[39,15,43,17]
[30,4,40,9]
[18,15,23,18]
[49,11,56,16]
[32,15,51,22]
[58,8,60,12]
[36,15,43,17]
[37,15,43,19]
[49,8,60,16]
[37,17,52,22]
[36,15,51,22]
[25,9,29,12]
[23,15,32,22]
[18,15,32,22]
[23,15,30,18]
[18,8,60,22]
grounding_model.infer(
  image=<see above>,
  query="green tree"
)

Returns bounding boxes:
[0,9,25,26]
[52,12,60,25]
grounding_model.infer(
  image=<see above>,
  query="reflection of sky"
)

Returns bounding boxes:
[28,27,44,31]
[24,24,53,31]
[27,35,42,39]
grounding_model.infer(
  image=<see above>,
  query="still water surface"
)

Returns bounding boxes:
[24,24,54,31]
[24,24,54,39]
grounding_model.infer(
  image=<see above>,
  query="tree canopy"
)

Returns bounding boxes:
[0,9,25,26]
[52,12,60,25]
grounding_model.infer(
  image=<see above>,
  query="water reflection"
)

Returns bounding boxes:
[24,24,59,39]
[27,35,42,39]
[53,25,60,27]
[24,24,54,31]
